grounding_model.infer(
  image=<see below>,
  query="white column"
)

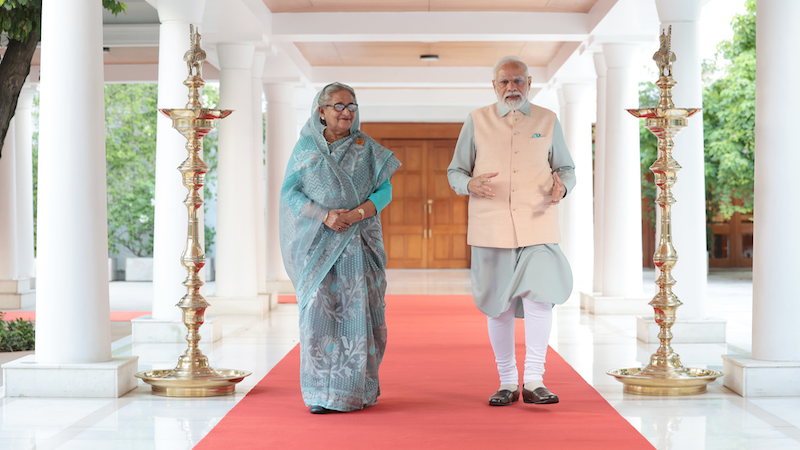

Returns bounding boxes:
[214,43,257,297]
[264,83,296,282]
[151,0,206,321]
[592,53,607,294]
[0,122,18,283]
[560,83,594,291]
[723,0,800,397]
[35,0,110,363]
[251,53,267,294]
[0,119,34,310]
[15,85,36,281]
[752,0,800,361]
[600,44,645,300]
[655,0,707,320]
[4,0,138,398]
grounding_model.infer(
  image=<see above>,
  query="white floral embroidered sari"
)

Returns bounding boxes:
[279,85,400,411]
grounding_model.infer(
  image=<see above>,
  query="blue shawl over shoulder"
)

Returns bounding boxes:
[279,85,401,311]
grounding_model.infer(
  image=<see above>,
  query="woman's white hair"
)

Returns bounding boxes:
[492,56,529,80]
[318,82,356,107]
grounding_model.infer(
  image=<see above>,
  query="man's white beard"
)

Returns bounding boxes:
[499,91,527,110]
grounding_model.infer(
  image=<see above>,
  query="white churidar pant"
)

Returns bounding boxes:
[486,299,553,385]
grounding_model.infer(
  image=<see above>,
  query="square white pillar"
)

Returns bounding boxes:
[579,291,652,315]
[131,315,223,343]
[2,355,139,398]
[205,294,271,317]
[260,281,293,309]
[108,258,114,281]
[722,355,800,397]
[637,316,727,343]
[262,279,294,295]
[125,257,154,281]
[269,293,278,310]
[0,279,35,309]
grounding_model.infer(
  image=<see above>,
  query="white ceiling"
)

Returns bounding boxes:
[89,0,661,122]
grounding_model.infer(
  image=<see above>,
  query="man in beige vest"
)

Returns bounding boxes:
[447,55,575,406]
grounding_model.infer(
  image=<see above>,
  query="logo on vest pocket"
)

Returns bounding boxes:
[532,133,542,138]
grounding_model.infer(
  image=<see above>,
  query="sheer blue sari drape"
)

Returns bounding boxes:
[279,85,401,411]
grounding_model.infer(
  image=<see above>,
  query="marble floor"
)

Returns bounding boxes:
[1,268,798,449]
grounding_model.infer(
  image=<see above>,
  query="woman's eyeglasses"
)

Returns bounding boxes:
[324,103,358,112]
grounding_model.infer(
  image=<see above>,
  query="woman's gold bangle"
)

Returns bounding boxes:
[323,212,329,223]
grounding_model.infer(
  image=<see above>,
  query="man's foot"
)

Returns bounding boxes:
[309,405,338,414]
[522,386,559,404]
[489,388,520,406]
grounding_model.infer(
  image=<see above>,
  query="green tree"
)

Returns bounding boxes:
[105,83,157,257]
[702,0,756,220]
[104,83,219,257]
[0,311,35,351]
[639,81,659,228]
[202,84,219,254]
[31,92,38,252]
[0,0,126,160]
[31,83,219,257]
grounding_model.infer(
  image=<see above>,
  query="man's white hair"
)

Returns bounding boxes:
[492,55,529,80]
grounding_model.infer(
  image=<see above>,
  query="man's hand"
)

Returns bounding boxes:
[324,208,352,232]
[545,172,566,205]
[468,172,499,199]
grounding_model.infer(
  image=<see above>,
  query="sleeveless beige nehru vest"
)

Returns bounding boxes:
[468,103,560,248]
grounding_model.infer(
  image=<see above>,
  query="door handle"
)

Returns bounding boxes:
[423,202,428,239]
[427,200,433,238]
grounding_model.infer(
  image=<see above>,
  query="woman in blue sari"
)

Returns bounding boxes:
[279,83,401,414]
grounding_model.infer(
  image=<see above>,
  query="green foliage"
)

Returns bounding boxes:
[102,0,127,16]
[0,0,41,42]
[0,0,126,42]
[639,82,659,228]
[32,92,38,254]
[31,84,220,257]
[106,83,221,256]
[0,312,35,352]
[202,85,220,251]
[105,83,158,257]
[702,0,756,220]
[719,0,756,61]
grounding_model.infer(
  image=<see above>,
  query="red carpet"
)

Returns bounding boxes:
[196,295,654,449]
[1,311,151,322]
[278,294,296,303]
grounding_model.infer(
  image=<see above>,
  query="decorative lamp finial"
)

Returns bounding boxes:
[653,25,676,77]
[183,24,206,77]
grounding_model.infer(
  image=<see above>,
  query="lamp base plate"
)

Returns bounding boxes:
[136,368,251,397]
[607,367,723,396]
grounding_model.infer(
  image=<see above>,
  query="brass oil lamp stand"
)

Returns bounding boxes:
[136,25,250,396]
[607,26,722,395]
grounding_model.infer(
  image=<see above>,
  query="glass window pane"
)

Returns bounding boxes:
[713,234,729,259]
[742,233,753,259]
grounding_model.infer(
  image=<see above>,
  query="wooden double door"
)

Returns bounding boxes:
[362,123,469,269]
[708,210,754,267]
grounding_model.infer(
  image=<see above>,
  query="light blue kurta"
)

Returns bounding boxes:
[447,101,576,318]
[280,86,401,411]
